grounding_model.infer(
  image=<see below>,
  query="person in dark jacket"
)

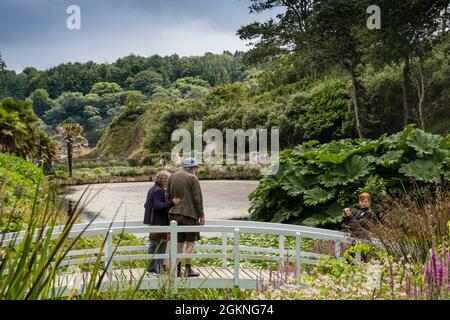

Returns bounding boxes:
[144,170,180,274]
[342,193,377,242]
[343,193,374,224]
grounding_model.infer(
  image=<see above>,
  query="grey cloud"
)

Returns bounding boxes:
[0,0,276,71]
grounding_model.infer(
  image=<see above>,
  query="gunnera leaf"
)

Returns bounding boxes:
[374,150,404,167]
[399,159,443,183]
[406,129,443,157]
[271,209,299,223]
[303,188,335,206]
[320,155,372,187]
[281,173,318,196]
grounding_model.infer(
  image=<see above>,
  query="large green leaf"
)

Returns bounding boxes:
[399,159,443,183]
[406,129,443,157]
[374,150,404,167]
[443,170,450,182]
[271,208,301,223]
[303,188,335,206]
[281,173,318,196]
[320,155,372,187]
[383,124,415,147]
[302,203,343,226]
[292,141,319,157]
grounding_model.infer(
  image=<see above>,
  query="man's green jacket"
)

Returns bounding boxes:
[166,169,204,219]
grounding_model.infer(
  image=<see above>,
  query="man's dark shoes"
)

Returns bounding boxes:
[186,264,200,277]
[177,262,182,277]
[146,268,159,276]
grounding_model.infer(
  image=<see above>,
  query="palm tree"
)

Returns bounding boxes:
[34,131,57,164]
[0,98,40,157]
[56,123,87,177]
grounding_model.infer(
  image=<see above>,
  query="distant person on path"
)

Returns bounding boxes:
[144,171,181,275]
[166,157,205,277]
[174,153,181,166]
[159,155,166,167]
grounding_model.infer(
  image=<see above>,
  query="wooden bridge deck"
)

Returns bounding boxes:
[53,267,277,296]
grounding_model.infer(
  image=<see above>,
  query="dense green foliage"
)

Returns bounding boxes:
[249,126,450,227]
[0,153,42,203]
[0,52,248,99]
[0,52,251,145]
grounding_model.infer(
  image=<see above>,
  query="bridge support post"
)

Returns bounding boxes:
[221,232,228,268]
[295,232,302,283]
[233,228,240,288]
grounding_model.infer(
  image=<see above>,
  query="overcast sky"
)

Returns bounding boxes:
[0,0,279,72]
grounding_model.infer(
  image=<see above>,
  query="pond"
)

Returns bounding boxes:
[66,180,259,223]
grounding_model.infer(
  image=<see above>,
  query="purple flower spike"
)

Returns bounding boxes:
[438,266,444,287]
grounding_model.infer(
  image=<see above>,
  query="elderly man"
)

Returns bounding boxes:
[166,157,205,277]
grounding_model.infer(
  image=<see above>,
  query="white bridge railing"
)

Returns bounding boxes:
[1,219,354,291]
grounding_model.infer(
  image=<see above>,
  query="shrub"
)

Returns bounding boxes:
[93,167,106,176]
[110,166,142,177]
[142,166,156,176]
[0,153,42,202]
[126,159,139,167]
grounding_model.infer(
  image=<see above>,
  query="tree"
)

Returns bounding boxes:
[238,0,322,80]
[29,89,55,118]
[125,69,163,95]
[0,70,27,99]
[90,82,123,95]
[56,123,87,177]
[312,0,368,138]
[0,98,54,161]
[238,0,367,138]
[35,131,57,164]
[365,0,447,126]
[0,52,6,72]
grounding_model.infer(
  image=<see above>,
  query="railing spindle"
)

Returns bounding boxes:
[221,232,227,268]
[295,232,302,282]
[334,241,341,258]
[170,220,178,280]
[233,228,240,288]
[279,234,285,269]
[105,229,114,273]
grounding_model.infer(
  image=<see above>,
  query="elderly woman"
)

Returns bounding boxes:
[144,170,180,274]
